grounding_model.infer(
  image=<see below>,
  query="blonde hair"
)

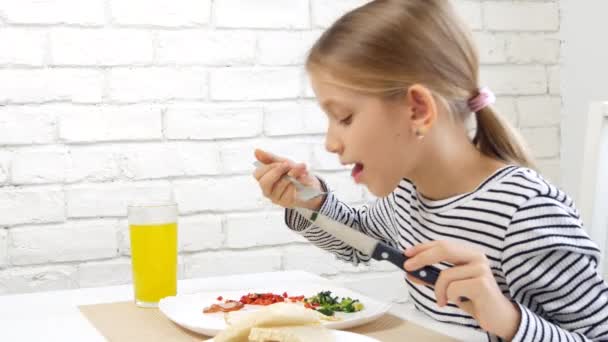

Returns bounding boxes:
[306,0,534,168]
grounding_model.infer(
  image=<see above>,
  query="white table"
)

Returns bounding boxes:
[0,270,486,341]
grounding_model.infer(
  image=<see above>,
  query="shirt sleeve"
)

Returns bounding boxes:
[502,195,608,341]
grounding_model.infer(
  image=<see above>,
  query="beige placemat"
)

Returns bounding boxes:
[79,301,458,342]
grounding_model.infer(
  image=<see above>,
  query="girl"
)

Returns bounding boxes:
[253,0,608,341]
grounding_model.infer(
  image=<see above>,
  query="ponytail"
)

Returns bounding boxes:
[473,107,535,169]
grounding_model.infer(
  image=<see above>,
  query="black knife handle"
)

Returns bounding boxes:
[372,242,441,284]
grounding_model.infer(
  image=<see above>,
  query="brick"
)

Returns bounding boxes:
[0,186,65,226]
[474,32,507,64]
[220,139,310,174]
[1,0,105,25]
[11,146,68,184]
[481,66,547,95]
[175,176,265,213]
[157,30,255,66]
[184,249,281,278]
[521,126,560,159]
[209,68,300,101]
[0,106,56,145]
[108,67,207,102]
[0,69,103,103]
[50,28,154,66]
[257,31,321,66]
[117,142,221,180]
[311,0,368,28]
[58,105,162,142]
[548,65,560,95]
[537,158,561,187]
[66,181,173,218]
[484,2,559,32]
[78,258,132,288]
[215,0,309,29]
[179,215,224,252]
[0,151,10,184]
[0,28,46,66]
[264,101,327,136]
[517,96,561,127]
[225,211,306,248]
[117,219,130,256]
[506,34,560,64]
[165,105,263,140]
[0,229,7,268]
[8,220,118,265]
[66,145,122,183]
[454,0,483,31]
[110,0,210,27]
[0,265,78,294]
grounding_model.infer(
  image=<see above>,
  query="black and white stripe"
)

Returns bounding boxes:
[285,166,608,341]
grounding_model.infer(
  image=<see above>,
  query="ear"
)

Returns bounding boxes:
[406,84,438,136]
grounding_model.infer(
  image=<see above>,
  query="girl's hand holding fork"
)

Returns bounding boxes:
[252,148,325,210]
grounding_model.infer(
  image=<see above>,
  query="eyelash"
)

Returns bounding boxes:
[339,115,353,126]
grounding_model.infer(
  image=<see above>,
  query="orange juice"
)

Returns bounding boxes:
[129,222,177,305]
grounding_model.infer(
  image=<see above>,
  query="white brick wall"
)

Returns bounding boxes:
[0,0,564,294]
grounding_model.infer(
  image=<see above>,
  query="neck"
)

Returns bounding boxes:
[408,130,507,201]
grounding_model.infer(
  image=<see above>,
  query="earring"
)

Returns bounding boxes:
[415,128,425,139]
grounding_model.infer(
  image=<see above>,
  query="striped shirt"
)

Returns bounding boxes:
[285,166,608,341]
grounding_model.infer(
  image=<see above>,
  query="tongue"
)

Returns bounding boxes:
[351,163,363,178]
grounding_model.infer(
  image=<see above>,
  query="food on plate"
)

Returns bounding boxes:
[304,291,364,316]
[213,302,324,342]
[248,325,334,342]
[204,290,364,317]
[202,300,244,313]
[239,292,303,305]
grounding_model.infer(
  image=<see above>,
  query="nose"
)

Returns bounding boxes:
[325,124,343,155]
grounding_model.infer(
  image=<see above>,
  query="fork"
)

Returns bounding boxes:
[252,161,330,201]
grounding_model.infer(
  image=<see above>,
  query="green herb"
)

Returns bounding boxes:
[305,291,365,316]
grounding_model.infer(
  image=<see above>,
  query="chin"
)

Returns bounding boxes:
[366,182,395,198]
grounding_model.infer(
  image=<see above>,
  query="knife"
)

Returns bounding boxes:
[295,207,441,285]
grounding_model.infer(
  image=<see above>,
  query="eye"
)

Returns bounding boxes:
[339,114,353,126]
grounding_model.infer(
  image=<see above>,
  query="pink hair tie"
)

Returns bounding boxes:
[468,87,496,112]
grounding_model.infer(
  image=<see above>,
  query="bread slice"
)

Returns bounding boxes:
[214,303,323,342]
[248,326,335,342]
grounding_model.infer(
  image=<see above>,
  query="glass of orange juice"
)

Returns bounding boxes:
[128,203,178,308]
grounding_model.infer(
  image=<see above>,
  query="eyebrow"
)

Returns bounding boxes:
[321,99,346,114]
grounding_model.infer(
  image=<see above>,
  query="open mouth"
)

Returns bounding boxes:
[351,163,364,183]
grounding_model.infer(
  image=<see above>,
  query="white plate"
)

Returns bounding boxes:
[208,330,380,342]
[159,284,391,337]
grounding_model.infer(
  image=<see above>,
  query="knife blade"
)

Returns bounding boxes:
[295,207,441,285]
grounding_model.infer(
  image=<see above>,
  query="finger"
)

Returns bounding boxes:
[434,264,486,307]
[277,184,297,206]
[446,279,478,315]
[258,162,290,197]
[271,177,292,202]
[254,149,286,165]
[253,161,276,181]
[404,241,485,271]
[287,163,308,179]
[404,241,439,257]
